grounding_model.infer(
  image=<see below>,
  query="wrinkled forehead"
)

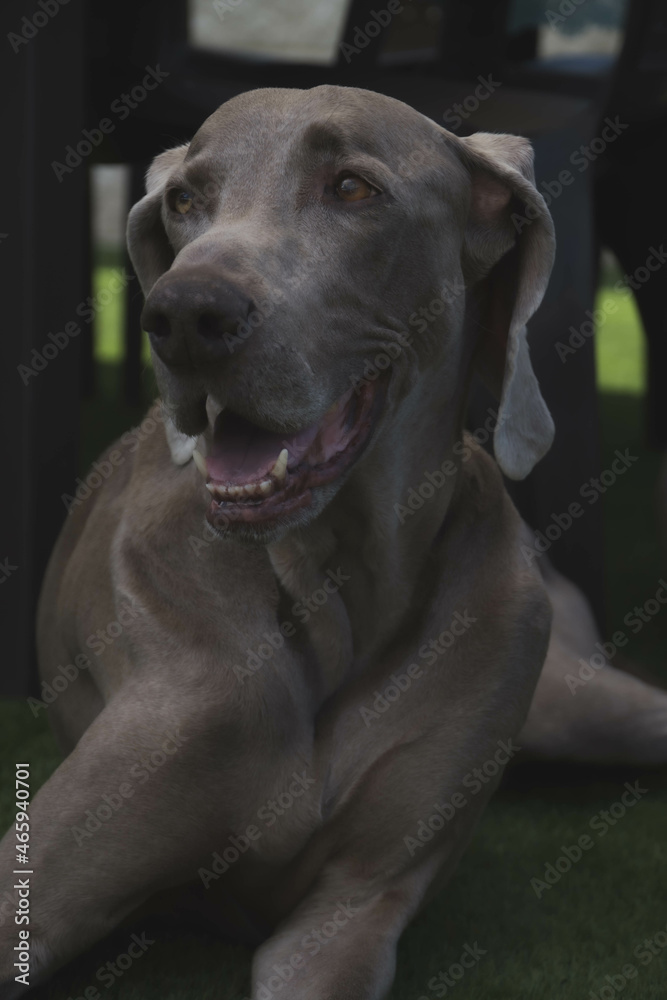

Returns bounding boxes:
[184,86,465,184]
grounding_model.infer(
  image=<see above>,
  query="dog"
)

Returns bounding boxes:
[2,85,667,1000]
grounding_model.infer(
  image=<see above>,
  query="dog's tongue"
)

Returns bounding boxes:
[205,410,320,484]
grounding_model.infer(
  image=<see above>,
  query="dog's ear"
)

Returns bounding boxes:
[450,132,555,480]
[127,144,197,467]
[126,144,189,297]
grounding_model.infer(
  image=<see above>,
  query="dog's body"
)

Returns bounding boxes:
[2,86,667,999]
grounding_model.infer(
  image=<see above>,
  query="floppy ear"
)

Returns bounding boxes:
[126,143,189,297]
[447,131,556,480]
[127,145,199,466]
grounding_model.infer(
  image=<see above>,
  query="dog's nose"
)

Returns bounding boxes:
[141,269,255,366]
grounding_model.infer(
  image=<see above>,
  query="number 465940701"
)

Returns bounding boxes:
[15,764,30,864]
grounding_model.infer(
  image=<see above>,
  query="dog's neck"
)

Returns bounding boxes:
[267,376,467,695]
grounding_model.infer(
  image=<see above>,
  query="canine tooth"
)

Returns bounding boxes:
[243,484,258,497]
[259,479,273,496]
[192,449,207,477]
[206,397,224,425]
[271,448,288,482]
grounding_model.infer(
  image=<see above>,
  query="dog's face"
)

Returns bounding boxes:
[128,86,555,543]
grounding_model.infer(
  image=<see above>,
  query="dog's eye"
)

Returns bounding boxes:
[334,175,378,202]
[168,190,194,215]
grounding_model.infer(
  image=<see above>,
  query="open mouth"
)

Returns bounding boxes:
[193,379,385,527]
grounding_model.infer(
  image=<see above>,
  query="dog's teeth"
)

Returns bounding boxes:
[206,397,224,425]
[206,478,277,503]
[193,449,207,477]
[271,448,288,483]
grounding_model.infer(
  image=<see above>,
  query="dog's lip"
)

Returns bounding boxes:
[196,379,385,526]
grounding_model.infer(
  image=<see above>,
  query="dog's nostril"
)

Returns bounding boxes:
[197,312,226,340]
[149,314,171,340]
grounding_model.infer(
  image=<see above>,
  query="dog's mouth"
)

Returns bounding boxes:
[193,379,384,527]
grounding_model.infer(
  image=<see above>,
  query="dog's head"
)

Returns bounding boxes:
[128,85,554,542]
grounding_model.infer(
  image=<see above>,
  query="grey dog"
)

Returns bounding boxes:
[2,86,666,1000]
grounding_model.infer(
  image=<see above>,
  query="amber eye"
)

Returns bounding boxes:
[334,175,377,202]
[169,190,193,215]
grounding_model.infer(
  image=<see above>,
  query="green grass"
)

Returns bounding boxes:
[1,263,666,999]
[595,289,646,396]
[94,265,152,367]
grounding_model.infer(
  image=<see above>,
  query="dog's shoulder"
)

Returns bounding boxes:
[449,432,518,531]
[438,434,548,606]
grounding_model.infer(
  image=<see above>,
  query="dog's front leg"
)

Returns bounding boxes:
[249,716,506,1000]
[251,859,443,1000]
[0,685,277,993]
[250,541,552,999]
[249,706,510,1000]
